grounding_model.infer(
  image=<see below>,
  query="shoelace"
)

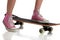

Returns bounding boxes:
[8,16,15,27]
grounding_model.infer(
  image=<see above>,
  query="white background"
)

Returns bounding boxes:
[0,0,60,40]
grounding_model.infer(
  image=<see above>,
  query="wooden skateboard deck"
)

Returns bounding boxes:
[12,15,60,26]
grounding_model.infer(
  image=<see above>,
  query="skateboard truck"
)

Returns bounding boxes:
[39,26,53,34]
[14,21,23,29]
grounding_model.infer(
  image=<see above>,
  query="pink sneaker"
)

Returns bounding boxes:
[32,10,49,22]
[3,13,19,32]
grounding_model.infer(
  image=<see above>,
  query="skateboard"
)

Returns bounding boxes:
[12,15,60,34]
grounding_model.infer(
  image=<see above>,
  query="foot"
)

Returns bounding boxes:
[3,13,19,32]
[32,10,49,22]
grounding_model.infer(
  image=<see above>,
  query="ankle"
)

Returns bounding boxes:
[5,12,12,16]
[34,9,40,12]
[33,9,40,16]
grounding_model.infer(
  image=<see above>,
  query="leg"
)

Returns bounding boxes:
[7,0,16,14]
[32,0,51,34]
[3,0,19,32]
[35,0,43,11]
[32,0,48,22]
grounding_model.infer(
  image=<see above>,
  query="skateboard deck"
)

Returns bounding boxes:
[12,15,60,26]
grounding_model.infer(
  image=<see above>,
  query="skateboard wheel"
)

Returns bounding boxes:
[19,25,23,29]
[19,22,23,29]
[39,28,45,34]
[48,27,53,33]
